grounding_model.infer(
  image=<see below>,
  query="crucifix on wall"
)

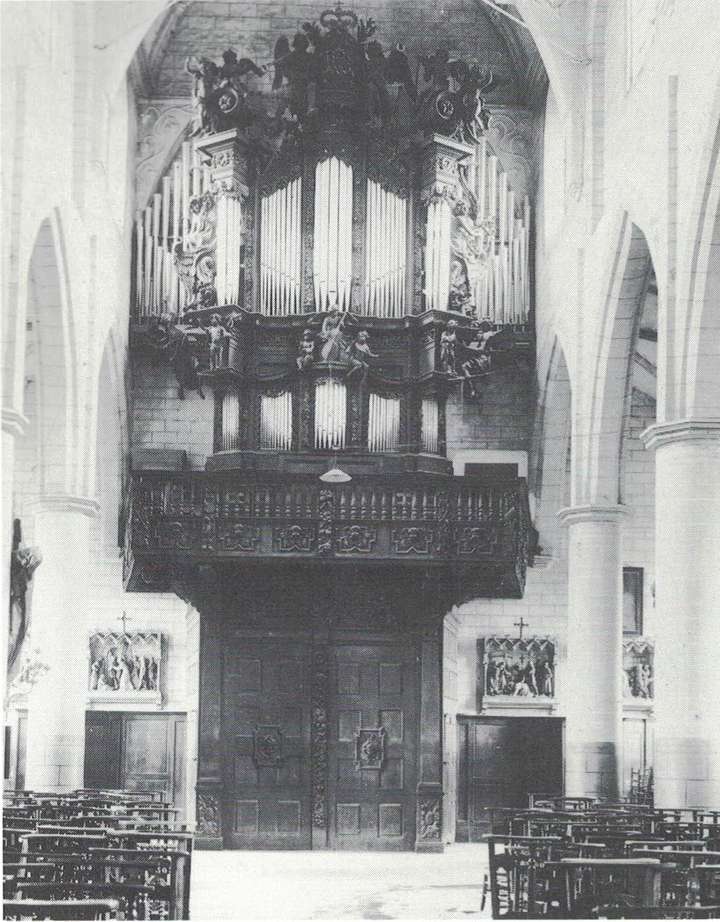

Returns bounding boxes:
[117,612,132,633]
[514,617,528,640]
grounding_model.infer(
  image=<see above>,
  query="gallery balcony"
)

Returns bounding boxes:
[122,467,531,604]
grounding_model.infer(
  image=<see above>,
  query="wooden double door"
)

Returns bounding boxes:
[221,634,417,849]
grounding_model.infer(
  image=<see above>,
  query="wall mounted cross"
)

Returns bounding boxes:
[514,617,528,640]
[117,611,132,633]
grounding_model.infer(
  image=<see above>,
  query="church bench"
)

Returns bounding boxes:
[548,857,678,916]
[89,847,190,919]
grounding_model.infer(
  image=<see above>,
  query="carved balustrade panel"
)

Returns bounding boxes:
[124,473,531,601]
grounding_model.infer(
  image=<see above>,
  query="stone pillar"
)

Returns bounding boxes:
[24,494,98,792]
[641,420,720,806]
[557,505,628,799]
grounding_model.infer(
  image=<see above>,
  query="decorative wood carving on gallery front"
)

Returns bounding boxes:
[479,635,556,705]
[354,727,386,770]
[88,631,162,704]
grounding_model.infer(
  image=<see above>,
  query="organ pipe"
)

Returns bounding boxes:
[314,379,346,450]
[221,390,241,451]
[421,398,439,454]
[365,179,407,317]
[368,393,400,452]
[260,177,302,315]
[313,157,353,312]
[260,392,292,450]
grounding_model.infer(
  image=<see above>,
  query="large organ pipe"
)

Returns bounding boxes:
[143,207,152,316]
[172,162,182,246]
[162,177,171,247]
[135,214,144,316]
[421,398,439,454]
[181,141,191,246]
[221,390,240,450]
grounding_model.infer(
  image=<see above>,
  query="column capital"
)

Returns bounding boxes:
[641,418,720,451]
[2,407,29,440]
[27,494,100,518]
[557,504,630,526]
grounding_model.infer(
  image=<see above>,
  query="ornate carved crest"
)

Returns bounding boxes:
[481,635,555,700]
[89,631,161,701]
[273,524,316,553]
[623,638,654,700]
[392,526,434,554]
[335,525,377,554]
[253,725,283,767]
[354,727,386,770]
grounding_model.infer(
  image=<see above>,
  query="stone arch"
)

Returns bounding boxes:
[680,72,720,419]
[531,336,572,552]
[585,212,654,506]
[22,213,77,497]
[92,328,129,552]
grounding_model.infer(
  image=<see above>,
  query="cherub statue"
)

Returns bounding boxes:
[185,56,220,136]
[207,313,230,370]
[272,32,317,121]
[440,319,459,376]
[347,330,379,380]
[219,48,265,84]
[296,328,316,371]
[460,320,496,397]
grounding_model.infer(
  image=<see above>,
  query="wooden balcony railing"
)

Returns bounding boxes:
[123,472,531,602]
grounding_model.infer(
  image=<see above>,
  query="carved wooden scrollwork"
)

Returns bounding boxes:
[196,791,221,838]
[418,797,442,840]
[311,647,329,828]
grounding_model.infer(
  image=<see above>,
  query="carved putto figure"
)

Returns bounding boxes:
[297,328,316,370]
[347,330,379,379]
[207,313,230,370]
[440,319,459,376]
[185,48,264,136]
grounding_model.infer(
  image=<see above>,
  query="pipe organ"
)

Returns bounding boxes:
[314,379,347,450]
[313,157,354,313]
[421,398,440,454]
[365,180,407,317]
[260,391,293,451]
[368,393,401,452]
[260,177,303,315]
[220,389,241,451]
[134,133,531,324]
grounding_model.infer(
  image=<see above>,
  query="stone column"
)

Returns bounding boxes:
[557,504,628,799]
[641,420,720,806]
[24,494,98,792]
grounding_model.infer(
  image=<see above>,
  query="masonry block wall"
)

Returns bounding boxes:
[131,357,215,469]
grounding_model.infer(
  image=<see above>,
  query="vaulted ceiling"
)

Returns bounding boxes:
[130,0,548,110]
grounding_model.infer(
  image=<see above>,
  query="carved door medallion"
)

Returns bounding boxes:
[354,727,386,770]
[253,726,283,767]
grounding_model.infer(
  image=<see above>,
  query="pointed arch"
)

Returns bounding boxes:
[585,212,653,505]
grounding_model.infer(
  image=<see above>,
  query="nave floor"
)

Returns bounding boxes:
[190,843,491,920]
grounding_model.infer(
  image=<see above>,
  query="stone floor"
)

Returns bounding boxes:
[191,843,491,920]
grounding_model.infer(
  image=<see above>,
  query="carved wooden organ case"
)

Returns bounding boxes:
[130,8,533,463]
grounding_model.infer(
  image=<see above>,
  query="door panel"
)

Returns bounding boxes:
[222,638,312,849]
[328,642,417,850]
[460,717,563,840]
[84,713,186,821]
